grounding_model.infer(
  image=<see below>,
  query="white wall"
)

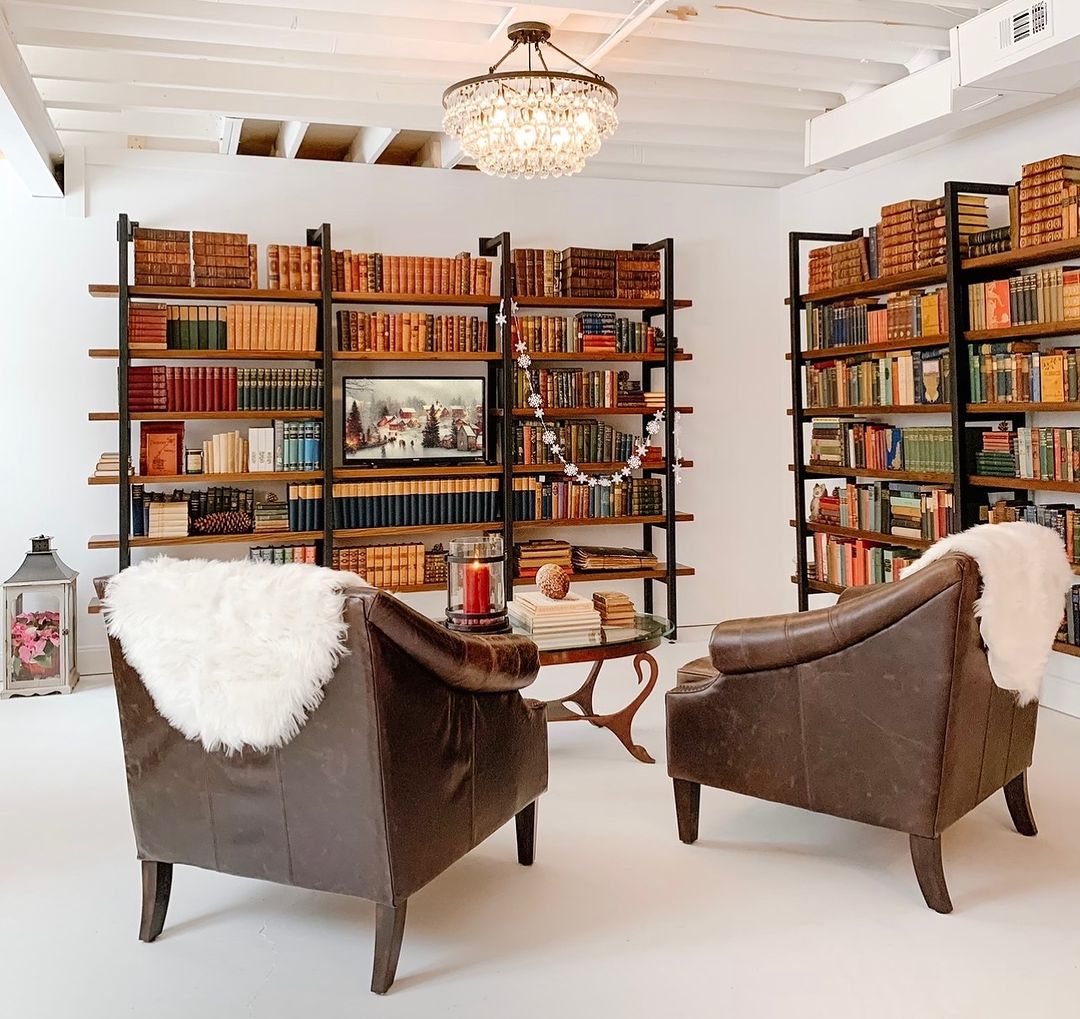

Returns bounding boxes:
[0,148,790,671]
[778,92,1080,716]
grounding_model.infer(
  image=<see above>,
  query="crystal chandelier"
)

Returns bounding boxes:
[442,22,619,180]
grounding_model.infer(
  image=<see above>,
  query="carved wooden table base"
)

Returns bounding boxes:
[542,652,659,764]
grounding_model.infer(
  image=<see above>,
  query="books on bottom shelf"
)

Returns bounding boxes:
[508,591,602,638]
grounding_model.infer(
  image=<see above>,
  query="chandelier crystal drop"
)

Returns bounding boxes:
[442,22,618,180]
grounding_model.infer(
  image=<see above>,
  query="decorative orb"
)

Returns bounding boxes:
[536,563,570,600]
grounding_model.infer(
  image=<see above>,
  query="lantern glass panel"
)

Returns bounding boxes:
[8,589,63,684]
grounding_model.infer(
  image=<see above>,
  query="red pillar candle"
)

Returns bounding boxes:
[463,559,491,615]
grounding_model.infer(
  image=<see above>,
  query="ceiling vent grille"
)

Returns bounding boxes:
[1000,1,1050,49]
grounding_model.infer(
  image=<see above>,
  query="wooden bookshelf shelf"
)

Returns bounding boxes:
[504,406,692,418]
[964,321,1080,343]
[791,266,947,306]
[796,405,950,417]
[798,336,949,362]
[88,471,323,486]
[1053,641,1080,658]
[333,350,501,361]
[90,284,321,302]
[335,521,501,540]
[793,519,933,550]
[331,291,499,307]
[89,348,320,360]
[791,574,846,595]
[527,351,692,363]
[962,237,1080,273]
[514,296,692,311]
[336,464,502,480]
[968,475,1080,493]
[966,402,1080,413]
[89,410,322,421]
[515,513,693,529]
[89,531,323,550]
[793,463,955,484]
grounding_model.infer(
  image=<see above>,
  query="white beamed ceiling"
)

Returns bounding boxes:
[2,0,986,188]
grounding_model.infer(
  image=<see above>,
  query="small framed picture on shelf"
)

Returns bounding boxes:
[342,375,487,466]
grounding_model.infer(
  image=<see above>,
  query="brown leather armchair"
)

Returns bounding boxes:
[100,583,548,993]
[666,553,1039,913]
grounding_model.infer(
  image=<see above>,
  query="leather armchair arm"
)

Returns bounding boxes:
[366,591,540,694]
[710,556,968,675]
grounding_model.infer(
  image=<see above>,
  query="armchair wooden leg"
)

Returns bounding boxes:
[515,800,537,866]
[909,834,952,914]
[1003,770,1038,837]
[673,779,700,845]
[139,860,173,943]
[371,901,407,995]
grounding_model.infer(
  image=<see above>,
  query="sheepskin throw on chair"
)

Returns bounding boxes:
[903,521,1073,704]
[103,557,370,754]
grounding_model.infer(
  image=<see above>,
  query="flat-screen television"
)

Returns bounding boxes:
[342,375,487,465]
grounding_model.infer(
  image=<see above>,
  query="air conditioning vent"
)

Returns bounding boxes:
[1000,1,1050,49]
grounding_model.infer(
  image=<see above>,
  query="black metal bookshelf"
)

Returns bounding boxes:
[93,217,693,632]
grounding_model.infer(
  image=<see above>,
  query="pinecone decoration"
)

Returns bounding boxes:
[192,511,253,535]
[536,563,570,600]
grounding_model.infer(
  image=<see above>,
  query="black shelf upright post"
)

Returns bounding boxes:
[308,222,334,566]
[479,231,514,595]
[118,213,133,570]
[943,181,1018,529]
[788,229,860,611]
[636,238,677,634]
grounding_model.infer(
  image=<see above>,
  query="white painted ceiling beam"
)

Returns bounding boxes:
[346,126,398,163]
[0,10,62,196]
[273,120,308,158]
[49,108,221,141]
[595,141,809,177]
[55,129,216,153]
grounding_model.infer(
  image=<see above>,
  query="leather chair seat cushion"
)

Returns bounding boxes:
[677,656,719,686]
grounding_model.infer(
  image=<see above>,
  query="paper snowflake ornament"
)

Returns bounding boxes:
[527,394,542,409]
[495,310,507,327]
[628,455,641,470]
[517,354,532,369]
[564,463,579,477]
[646,420,661,436]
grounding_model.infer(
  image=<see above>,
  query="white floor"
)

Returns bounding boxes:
[4,630,1080,1018]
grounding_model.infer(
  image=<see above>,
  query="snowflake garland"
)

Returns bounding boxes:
[503,297,685,487]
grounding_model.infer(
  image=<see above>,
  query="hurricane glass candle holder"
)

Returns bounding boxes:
[446,535,508,634]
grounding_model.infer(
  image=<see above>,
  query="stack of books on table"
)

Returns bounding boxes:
[593,592,635,626]
[508,592,602,644]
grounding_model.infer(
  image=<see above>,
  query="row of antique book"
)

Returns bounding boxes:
[968,343,1080,404]
[511,247,661,299]
[512,314,662,355]
[335,311,488,353]
[515,421,661,466]
[135,421,321,476]
[133,228,255,288]
[804,289,948,350]
[804,347,950,408]
[967,268,1080,330]
[974,425,1080,484]
[127,366,324,412]
[326,250,493,296]
[129,302,319,352]
[809,421,954,474]
[512,369,659,410]
[129,484,323,537]
[809,480,955,541]
[809,534,922,587]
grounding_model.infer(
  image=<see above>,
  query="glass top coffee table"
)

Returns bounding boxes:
[511,614,672,764]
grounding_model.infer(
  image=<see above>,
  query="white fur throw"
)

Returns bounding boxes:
[903,521,1074,704]
[104,556,370,754]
